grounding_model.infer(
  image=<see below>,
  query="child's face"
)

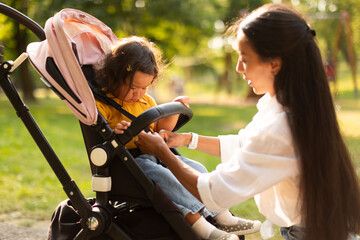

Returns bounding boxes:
[118,71,154,102]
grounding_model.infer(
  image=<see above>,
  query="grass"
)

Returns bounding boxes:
[0,61,360,239]
[0,98,93,221]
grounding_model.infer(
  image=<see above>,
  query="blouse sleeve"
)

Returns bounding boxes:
[197,117,298,212]
[218,134,241,163]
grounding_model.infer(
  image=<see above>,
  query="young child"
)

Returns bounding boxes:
[94,36,261,240]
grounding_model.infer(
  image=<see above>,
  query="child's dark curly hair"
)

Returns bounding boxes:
[94,36,165,98]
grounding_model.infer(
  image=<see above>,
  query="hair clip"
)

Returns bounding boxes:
[310,29,316,37]
[306,25,316,37]
[126,64,132,72]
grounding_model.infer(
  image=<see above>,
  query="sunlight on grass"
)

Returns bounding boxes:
[338,110,360,137]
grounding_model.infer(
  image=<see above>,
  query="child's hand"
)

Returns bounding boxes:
[173,96,190,108]
[114,120,131,134]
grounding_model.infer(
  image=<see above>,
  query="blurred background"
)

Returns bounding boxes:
[0,0,359,239]
[0,0,360,103]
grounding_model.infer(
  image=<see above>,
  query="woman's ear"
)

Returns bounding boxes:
[270,57,282,76]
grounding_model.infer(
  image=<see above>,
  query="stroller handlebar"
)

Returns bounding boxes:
[0,3,45,41]
[117,102,193,145]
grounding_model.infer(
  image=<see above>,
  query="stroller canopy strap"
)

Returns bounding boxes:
[27,9,119,125]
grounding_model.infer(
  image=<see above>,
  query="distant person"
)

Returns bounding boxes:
[170,75,185,96]
[135,4,360,240]
[325,59,335,82]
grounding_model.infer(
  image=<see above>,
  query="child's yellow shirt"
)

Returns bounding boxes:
[96,93,156,149]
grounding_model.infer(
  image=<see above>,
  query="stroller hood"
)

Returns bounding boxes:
[27,8,119,125]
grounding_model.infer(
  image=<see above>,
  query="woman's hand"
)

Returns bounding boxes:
[136,130,202,201]
[135,131,169,156]
[159,130,192,149]
[173,96,190,108]
[114,120,131,134]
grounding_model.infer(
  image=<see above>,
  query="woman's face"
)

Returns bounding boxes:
[236,31,276,96]
[118,71,153,102]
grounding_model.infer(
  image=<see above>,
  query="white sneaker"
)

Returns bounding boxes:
[205,228,239,240]
[217,218,262,235]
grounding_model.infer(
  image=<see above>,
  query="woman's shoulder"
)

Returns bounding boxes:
[246,111,295,157]
[260,111,290,140]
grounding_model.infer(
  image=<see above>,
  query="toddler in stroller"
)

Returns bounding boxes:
[92,35,261,240]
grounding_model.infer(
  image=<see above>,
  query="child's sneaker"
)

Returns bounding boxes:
[217,218,261,235]
[206,228,239,240]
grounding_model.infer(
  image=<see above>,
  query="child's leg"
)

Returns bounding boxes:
[176,155,208,173]
[136,154,204,214]
[135,155,238,240]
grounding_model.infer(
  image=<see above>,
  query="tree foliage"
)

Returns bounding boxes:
[0,0,359,99]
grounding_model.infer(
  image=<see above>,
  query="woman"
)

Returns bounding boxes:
[134,3,360,240]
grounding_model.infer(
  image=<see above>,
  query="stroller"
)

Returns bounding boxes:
[0,4,245,240]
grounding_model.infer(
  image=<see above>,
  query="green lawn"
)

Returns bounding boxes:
[0,76,359,239]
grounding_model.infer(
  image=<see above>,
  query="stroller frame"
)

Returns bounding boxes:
[0,3,201,240]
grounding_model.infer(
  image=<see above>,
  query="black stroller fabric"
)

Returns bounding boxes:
[48,196,183,240]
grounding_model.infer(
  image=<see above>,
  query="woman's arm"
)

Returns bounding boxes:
[196,135,221,157]
[136,131,202,200]
[160,131,221,157]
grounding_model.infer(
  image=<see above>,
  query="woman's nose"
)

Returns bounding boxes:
[236,60,244,73]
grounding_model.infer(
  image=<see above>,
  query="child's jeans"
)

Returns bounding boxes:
[135,154,216,218]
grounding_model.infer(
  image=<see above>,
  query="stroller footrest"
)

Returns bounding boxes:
[92,176,111,192]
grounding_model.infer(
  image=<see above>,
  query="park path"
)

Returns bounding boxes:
[0,218,48,240]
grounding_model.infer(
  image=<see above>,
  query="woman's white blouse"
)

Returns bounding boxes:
[197,93,302,227]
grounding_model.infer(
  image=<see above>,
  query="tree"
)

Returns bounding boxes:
[216,0,269,99]
[0,0,38,100]
[299,0,360,98]
[1,0,226,99]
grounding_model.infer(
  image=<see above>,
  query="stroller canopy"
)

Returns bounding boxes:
[27,8,119,125]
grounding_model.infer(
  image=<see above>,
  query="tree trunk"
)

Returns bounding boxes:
[217,52,232,94]
[14,0,35,101]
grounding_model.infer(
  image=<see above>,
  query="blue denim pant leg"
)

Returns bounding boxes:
[176,155,208,173]
[280,226,305,240]
[175,155,217,218]
[135,154,209,217]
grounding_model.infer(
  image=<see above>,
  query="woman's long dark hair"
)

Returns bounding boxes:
[94,36,164,98]
[235,4,360,239]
